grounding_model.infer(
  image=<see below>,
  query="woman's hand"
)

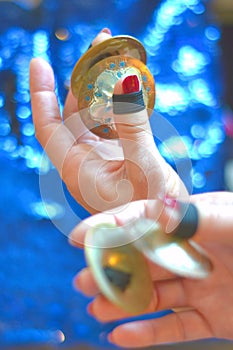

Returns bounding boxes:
[69,191,233,348]
[30,28,183,214]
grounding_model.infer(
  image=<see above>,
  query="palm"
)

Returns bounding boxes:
[70,193,233,347]
[180,241,233,340]
[30,57,182,214]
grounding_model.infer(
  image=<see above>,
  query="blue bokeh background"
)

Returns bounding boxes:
[0,0,230,348]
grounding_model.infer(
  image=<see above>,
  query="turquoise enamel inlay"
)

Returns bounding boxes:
[95,92,102,97]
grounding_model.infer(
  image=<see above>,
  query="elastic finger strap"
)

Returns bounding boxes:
[173,202,199,239]
[113,90,145,115]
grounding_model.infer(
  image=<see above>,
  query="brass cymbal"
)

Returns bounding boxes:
[85,223,153,314]
[77,55,155,139]
[71,35,147,99]
[129,218,213,279]
[71,35,155,139]
[84,220,212,314]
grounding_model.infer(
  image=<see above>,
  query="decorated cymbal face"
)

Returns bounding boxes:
[71,35,147,99]
[71,35,155,139]
[85,224,153,314]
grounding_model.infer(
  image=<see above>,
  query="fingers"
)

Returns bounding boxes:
[90,27,112,46]
[108,310,212,348]
[113,75,185,200]
[30,58,76,173]
[191,191,233,245]
[73,267,100,297]
[69,200,150,247]
[68,198,189,247]
[86,277,188,322]
[74,262,174,298]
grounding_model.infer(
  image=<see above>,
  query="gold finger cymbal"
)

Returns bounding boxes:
[71,35,155,139]
[129,219,213,279]
[85,223,153,314]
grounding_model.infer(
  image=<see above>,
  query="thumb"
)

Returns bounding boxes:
[113,75,185,200]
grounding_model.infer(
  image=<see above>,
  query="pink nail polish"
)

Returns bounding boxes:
[122,75,140,94]
[163,196,178,209]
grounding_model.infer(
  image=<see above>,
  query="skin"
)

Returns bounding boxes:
[30,28,184,215]
[30,28,233,348]
[70,193,233,348]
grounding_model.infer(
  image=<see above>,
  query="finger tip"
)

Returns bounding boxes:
[107,332,114,344]
[68,235,84,248]
[92,31,112,46]
[107,328,129,347]
[101,27,112,35]
[113,74,141,95]
[68,225,86,247]
[30,57,50,69]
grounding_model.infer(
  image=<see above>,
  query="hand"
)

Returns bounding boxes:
[30,28,184,214]
[69,191,233,348]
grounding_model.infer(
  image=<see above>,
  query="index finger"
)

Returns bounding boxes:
[30,58,76,173]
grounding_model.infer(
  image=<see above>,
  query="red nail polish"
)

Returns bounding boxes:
[122,75,140,94]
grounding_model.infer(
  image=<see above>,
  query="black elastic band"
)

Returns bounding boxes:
[113,90,145,115]
[173,202,199,239]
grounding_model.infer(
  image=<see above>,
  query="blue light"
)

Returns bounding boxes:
[208,124,225,144]
[14,92,30,103]
[198,140,217,157]
[0,119,11,136]
[156,83,189,115]
[192,4,205,14]
[159,135,192,160]
[29,200,65,220]
[0,93,5,108]
[192,171,206,188]
[172,45,209,76]
[33,31,50,60]
[1,136,17,153]
[189,79,216,107]
[21,123,35,137]
[191,124,206,138]
[16,106,31,120]
[205,26,221,41]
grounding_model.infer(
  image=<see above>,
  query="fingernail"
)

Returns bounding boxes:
[122,75,140,94]
[101,27,112,35]
[163,196,178,209]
